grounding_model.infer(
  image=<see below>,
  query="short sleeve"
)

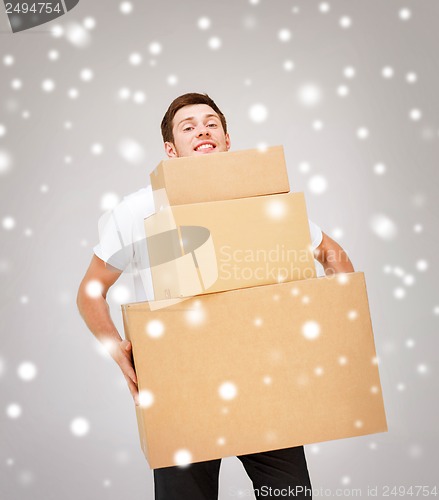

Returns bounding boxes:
[93,201,135,271]
[308,219,323,251]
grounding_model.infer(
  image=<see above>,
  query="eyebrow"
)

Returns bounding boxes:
[176,113,220,128]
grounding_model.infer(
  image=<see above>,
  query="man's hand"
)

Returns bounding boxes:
[112,339,139,406]
[314,231,355,275]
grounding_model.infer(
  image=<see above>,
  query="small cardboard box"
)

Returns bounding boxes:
[150,146,289,207]
[121,272,387,469]
[144,192,316,300]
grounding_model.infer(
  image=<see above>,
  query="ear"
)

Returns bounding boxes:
[225,133,231,151]
[164,141,178,158]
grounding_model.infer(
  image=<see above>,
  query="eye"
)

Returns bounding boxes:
[207,123,218,128]
[183,126,194,132]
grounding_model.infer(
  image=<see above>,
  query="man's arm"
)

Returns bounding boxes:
[76,255,139,405]
[313,231,355,275]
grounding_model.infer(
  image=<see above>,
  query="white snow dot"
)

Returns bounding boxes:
[103,479,111,488]
[118,138,145,164]
[399,8,411,20]
[91,143,103,155]
[354,420,363,428]
[314,366,324,376]
[405,338,415,348]
[347,310,358,320]
[48,50,59,61]
[85,280,104,299]
[298,161,310,173]
[382,66,394,79]
[312,120,323,131]
[406,72,417,83]
[263,376,272,385]
[11,79,22,90]
[308,174,328,194]
[198,17,211,30]
[341,476,351,485]
[24,228,33,237]
[298,84,322,106]
[370,386,379,394]
[64,121,72,129]
[254,317,263,327]
[408,445,422,459]
[413,224,422,233]
[133,91,146,104]
[2,216,15,230]
[100,192,119,210]
[319,3,330,13]
[302,321,321,340]
[219,381,238,400]
[338,356,348,365]
[343,66,355,79]
[0,124,5,137]
[149,42,162,55]
[357,127,369,139]
[129,53,142,66]
[397,383,405,391]
[6,458,14,465]
[6,403,22,419]
[17,362,37,381]
[65,22,91,48]
[370,214,397,240]
[42,79,55,92]
[22,110,30,119]
[146,320,165,338]
[337,85,349,96]
[68,88,79,99]
[332,227,344,239]
[110,285,131,304]
[278,29,292,42]
[65,155,72,164]
[83,17,96,29]
[337,273,349,285]
[217,437,226,445]
[394,287,406,299]
[119,87,131,100]
[249,0,259,4]
[433,306,439,316]
[139,390,154,408]
[416,259,428,272]
[70,417,90,436]
[20,295,29,304]
[80,68,94,81]
[339,16,352,28]
[373,163,386,175]
[266,200,286,219]
[174,449,192,467]
[0,149,13,175]
[185,303,206,325]
[3,55,14,66]
[120,2,133,14]
[283,60,294,71]
[249,103,268,123]
[403,274,415,286]
[417,363,428,375]
[208,37,222,50]
[409,109,422,121]
[51,24,64,38]
[167,75,178,86]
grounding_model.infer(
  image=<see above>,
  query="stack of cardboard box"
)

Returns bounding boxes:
[121,146,387,469]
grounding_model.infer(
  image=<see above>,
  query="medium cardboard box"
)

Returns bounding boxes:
[121,272,387,469]
[144,192,316,300]
[150,146,289,207]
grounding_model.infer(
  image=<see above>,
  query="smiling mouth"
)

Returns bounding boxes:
[195,143,216,152]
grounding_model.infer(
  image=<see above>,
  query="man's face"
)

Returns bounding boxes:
[164,104,231,158]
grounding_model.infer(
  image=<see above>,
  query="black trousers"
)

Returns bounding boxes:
[153,445,312,499]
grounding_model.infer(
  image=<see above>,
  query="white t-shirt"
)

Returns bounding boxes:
[93,185,324,302]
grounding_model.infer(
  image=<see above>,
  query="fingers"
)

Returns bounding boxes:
[124,373,139,406]
[116,340,138,385]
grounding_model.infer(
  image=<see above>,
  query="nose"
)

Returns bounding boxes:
[196,125,210,137]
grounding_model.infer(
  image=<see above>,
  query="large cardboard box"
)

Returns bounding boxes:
[150,146,289,206]
[144,192,316,300]
[122,272,387,469]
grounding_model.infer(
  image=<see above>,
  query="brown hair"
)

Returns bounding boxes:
[161,93,227,143]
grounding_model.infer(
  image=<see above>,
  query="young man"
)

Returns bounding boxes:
[77,93,354,499]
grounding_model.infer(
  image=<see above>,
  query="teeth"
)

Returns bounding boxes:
[196,144,214,151]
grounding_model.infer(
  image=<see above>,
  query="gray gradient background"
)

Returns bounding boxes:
[1,0,438,499]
